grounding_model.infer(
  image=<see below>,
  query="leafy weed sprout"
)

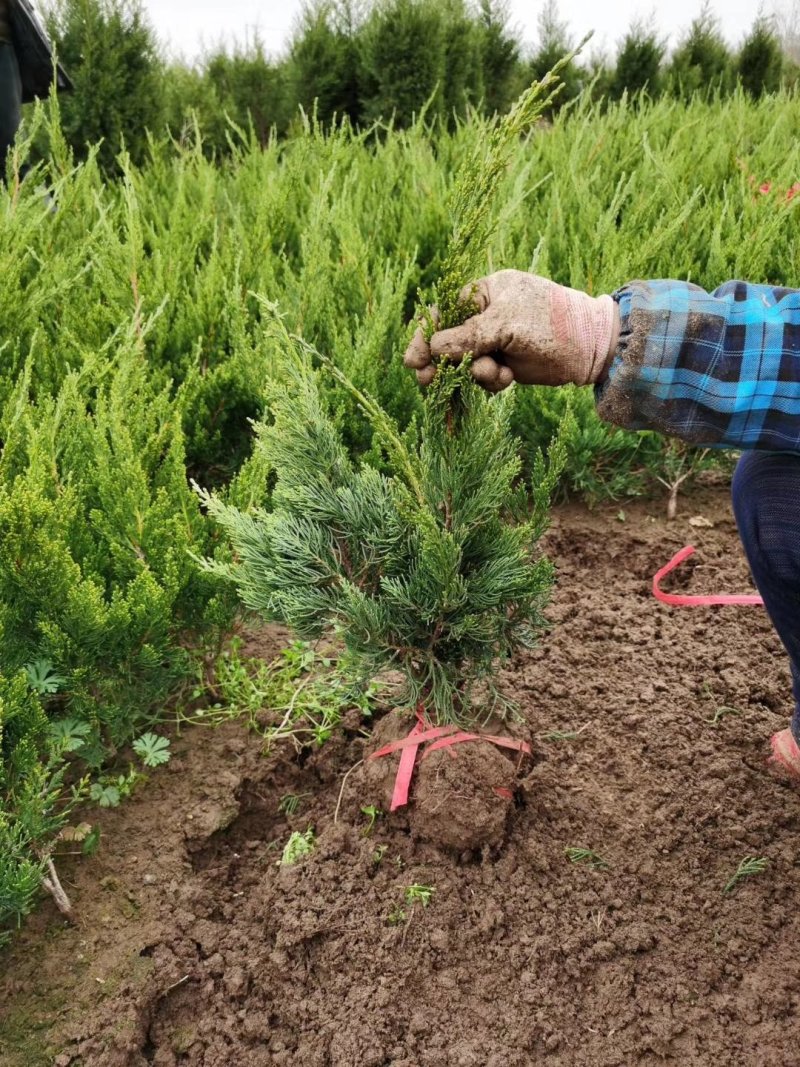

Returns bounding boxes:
[705,705,742,727]
[183,639,379,749]
[387,904,407,926]
[132,733,172,768]
[723,856,767,894]
[24,659,67,696]
[360,805,382,834]
[280,828,316,866]
[405,883,435,907]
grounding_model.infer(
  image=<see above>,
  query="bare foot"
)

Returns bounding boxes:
[768,728,800,779]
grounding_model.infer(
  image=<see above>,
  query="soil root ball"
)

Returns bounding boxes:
[359,710,526,852]
[410,740,518,852]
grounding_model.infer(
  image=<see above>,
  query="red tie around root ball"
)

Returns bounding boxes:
[369,705,531,811]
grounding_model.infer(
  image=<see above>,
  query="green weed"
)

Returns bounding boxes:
[405,884,435,907]
[279,829,316,866]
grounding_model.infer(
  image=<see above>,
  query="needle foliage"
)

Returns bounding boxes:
[201,69,575,724]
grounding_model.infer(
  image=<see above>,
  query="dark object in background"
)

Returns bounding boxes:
[10,0,72,102]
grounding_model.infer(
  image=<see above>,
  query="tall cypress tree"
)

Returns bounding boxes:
[666,3,734,99]
[738,17,783,98]
[287,1,364,127]
[45,0,163,173]
[612,20,665,100]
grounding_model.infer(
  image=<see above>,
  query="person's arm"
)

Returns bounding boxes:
[598,279,800,452]
[404,271,800,453]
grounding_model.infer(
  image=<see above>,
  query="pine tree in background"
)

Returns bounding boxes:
[477,0,521,115]
[439,0,486,118]
[611,20,665,100]
[738,17,783,98]
[44,0,163,173]
[528,0,582,116]
[204,37,286,146]
[666,3,734,99]
[359,0,446,126]
[287,1,364,128]
[201,71,571,726]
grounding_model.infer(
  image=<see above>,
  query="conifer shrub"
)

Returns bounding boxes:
[0,671,85,942]
[200,316,565,725]
[200,70,571,727]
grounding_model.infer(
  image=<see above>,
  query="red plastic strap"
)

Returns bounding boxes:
[387,718,425,812]
[370,724,458,759]
[369,708,531,811]
[422,732,531,759]
[653,545,764,607]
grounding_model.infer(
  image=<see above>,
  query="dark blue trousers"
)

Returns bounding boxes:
[732,452,800,742]
[0,42,20,178]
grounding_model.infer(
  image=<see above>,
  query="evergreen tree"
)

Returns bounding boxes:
[45,0,163,173]
[611,20,665,100]
[477,0,522,115]
[738,17,783,98]
[204,39,286,146]
[201,72,570,726]
[439,0,485,119]
[287,1,364,128]
[666,3,734,99]
[528,0,582,115]
[359,0,446,126]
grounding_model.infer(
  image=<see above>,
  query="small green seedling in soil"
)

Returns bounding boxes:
[278,793,310,816]
[280,828,316,866]
[361,805,382,835]
[723,856,767,894]
[372,844,388,865]
[405,884,435,908]
[57,822,101,857]
[539,724,589,742]
[705,705,741,727]
[132,733,171,768]
[281,640,322,674]
[90,768,143,808]
[565,847,608,870]
[387,904,407,926]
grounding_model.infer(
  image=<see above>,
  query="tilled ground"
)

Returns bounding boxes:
[2,487,799,1067]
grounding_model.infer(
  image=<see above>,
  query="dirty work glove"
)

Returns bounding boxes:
[404,269,620,391]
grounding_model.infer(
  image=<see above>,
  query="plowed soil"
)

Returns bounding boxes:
[2,487,799,1067]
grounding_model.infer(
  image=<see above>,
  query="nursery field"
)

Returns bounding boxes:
[1,489,797,1066]
[2,85,800,1064]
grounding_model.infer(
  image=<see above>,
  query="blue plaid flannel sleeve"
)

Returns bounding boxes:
[594,279,800,452]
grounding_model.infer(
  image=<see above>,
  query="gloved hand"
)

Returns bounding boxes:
[404,269,620,391]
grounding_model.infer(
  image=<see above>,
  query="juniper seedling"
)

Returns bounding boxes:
[201,69,576,728]
[723,856,767,894]
[565,846,608,869]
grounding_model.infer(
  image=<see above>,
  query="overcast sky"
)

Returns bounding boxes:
[140,2,779,65]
